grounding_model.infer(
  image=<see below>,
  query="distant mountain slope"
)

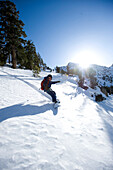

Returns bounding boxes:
[59,62,113,87]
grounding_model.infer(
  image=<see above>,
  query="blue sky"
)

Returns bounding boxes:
[12,0,113,68]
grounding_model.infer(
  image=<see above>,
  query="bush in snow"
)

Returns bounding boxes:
[95,94,106,102]
[56,66,60,73]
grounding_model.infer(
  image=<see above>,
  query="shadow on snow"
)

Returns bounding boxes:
[0,103,58,122]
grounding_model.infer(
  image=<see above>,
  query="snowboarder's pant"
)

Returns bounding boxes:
[46,89,56,102]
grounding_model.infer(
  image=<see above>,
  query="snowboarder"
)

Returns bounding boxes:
[41,74,60,103]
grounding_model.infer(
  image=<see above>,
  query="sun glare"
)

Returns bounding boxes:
[78,59,91,69]
[71,50,99,69]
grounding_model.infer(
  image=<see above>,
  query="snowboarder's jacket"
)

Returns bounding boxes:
[41,76,60,91]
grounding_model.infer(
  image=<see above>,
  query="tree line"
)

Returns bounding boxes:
[0,0,46,75]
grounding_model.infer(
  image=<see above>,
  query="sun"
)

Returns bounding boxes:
[71,49,99,69]
[78,56,91,69]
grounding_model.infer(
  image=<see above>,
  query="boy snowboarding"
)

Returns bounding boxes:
[41,74,60,104]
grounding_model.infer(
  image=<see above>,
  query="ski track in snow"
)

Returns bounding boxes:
[0,66,113,170]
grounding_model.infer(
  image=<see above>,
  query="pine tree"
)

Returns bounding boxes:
[36,53,47,71]
[0,0,27,68]
[24,40,36,70]
[42,63,47,71]
[33,53,40,77]
[16,44,26,68]
[37,53,43,67]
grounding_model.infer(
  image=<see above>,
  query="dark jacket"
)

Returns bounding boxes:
[43,76,60,91]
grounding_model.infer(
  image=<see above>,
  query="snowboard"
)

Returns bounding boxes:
[53,99,60,108]
[53,102,60,109]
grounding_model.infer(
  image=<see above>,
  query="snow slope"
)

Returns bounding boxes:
[0,66,113,170]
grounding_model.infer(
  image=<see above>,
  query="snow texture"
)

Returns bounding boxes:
[0,66,113,170]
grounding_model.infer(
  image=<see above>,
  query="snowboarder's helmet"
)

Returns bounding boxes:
[47,74,52,79]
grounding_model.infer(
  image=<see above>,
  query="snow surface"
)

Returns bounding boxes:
[0,66,113,170]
